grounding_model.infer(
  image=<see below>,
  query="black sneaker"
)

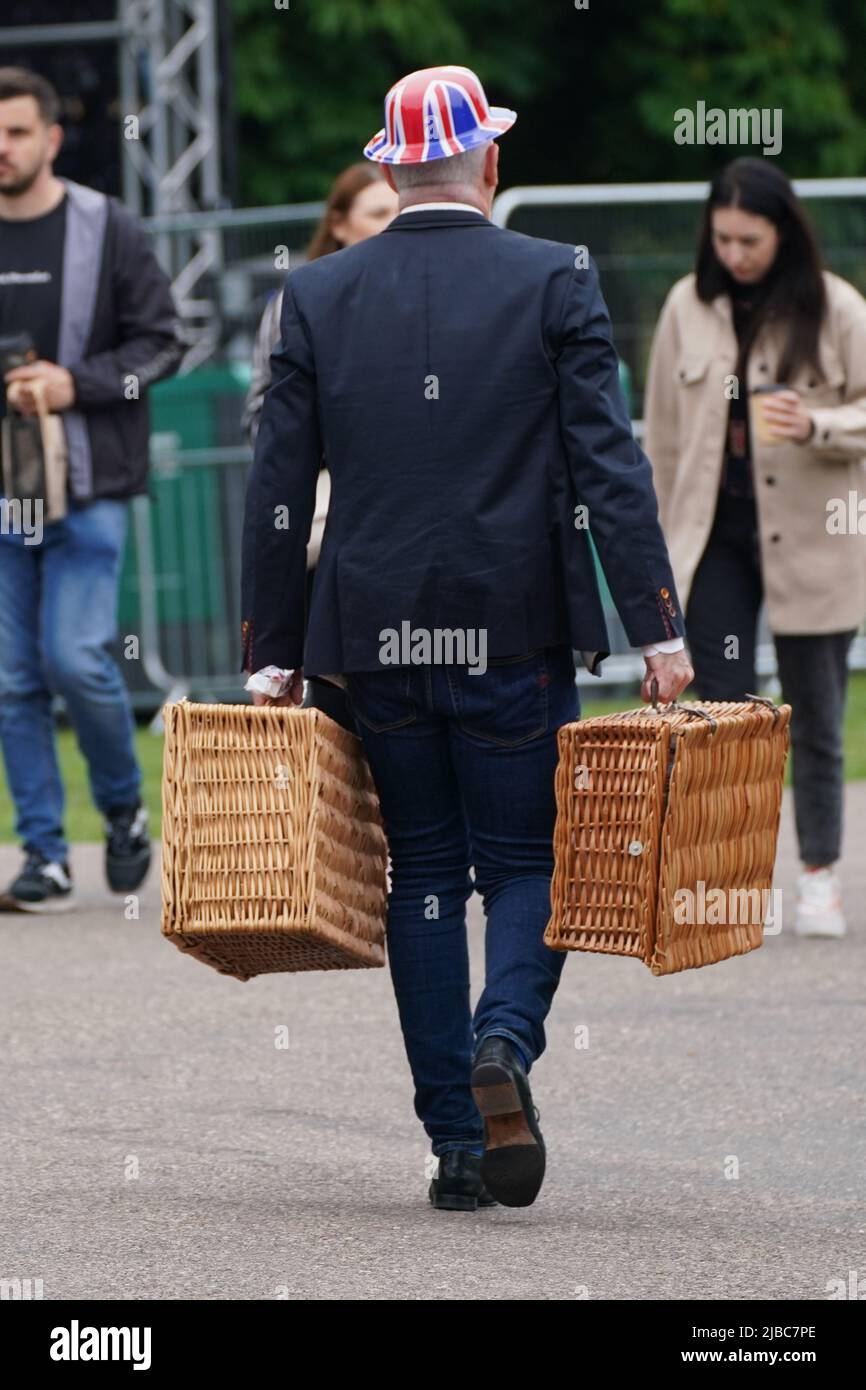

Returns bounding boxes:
[104,802,151,893]
[0,850,74,913]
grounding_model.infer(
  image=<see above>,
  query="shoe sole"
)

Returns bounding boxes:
[428,1187,480,1212]
[471,1060,545,1208]
[0,893,76,913]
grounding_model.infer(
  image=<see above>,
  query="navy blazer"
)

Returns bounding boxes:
[240,208,685,677]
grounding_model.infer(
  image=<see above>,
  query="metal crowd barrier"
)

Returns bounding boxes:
[128,447,250,720]
[127,445,864,723]
[125,183,866,712]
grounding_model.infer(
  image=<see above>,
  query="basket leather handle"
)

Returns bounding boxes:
[648,676,718,731]
[744,692,782,722]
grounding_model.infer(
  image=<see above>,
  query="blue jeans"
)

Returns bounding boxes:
[0,498,141,861]
[343,644,580,1157]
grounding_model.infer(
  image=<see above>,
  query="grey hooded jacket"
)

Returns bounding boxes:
[57,178,185,500]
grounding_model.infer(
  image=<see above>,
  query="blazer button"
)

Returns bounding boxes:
[765,476,776,485]
[770,533,781,542]
[822,429,830,441]
[758,362,768,372]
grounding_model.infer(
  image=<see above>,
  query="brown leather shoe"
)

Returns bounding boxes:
[471,1035,545,1207]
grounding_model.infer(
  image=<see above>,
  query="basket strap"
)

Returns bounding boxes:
[660,730,679,817]
[6,376,49,423]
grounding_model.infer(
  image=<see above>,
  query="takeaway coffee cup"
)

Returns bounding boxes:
[749,383,790,446]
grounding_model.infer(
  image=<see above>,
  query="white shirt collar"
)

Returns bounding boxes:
[398,201,486,216]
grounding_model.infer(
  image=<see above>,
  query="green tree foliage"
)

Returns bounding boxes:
[231,0,866,204]
[231,0,552,203]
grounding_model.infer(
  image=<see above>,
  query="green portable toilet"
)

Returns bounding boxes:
[116,367,250,684]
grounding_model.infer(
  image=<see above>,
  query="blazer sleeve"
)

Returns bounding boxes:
[642,287,681,524]
[808,283,866,459]
[239,278,322,674]
[555,257,685,647]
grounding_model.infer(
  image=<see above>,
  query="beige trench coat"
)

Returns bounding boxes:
[643,270,866,634]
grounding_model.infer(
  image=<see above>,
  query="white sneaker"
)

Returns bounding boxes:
[793,866,846,938]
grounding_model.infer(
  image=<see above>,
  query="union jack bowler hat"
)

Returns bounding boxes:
[363,65,517,164]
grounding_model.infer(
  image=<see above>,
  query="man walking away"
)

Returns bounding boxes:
[240,67,693,1208]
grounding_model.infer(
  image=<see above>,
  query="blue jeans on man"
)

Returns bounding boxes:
[0,498,141,862]
[343,643,580,1158]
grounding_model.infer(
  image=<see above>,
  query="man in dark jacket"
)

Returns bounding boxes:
[241,66,693,1209]
[0,68,184,912]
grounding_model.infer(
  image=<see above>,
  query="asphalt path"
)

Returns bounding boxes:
[1,785,864,1300]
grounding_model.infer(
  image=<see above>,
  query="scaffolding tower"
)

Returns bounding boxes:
[0,0,224,366]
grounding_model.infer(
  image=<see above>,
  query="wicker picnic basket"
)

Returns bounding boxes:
[545,692,791,975]
[160,700,388,981]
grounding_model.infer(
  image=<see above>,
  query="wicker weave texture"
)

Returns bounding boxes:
[161,701,388,980]
[546,701,791,975]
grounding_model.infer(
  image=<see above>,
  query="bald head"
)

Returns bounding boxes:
[382,141,499,215]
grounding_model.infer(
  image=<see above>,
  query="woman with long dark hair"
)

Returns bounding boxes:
[645,157,866,938]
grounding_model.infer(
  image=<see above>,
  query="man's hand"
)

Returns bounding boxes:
[4,360,76,413]
[641,649,694,705]
[250,668,305,707]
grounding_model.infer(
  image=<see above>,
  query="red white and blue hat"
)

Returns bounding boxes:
[363,65,517,165]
